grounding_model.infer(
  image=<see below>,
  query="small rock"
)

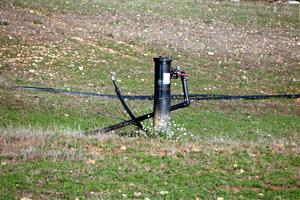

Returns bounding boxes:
[72,37,84,42]
[238,168,245,174]
[1,162,7,165]
[78,66,84,71]
[208,51,215,56]
[120,146,127,151]
[159,191,169,195]
[86,159,96,165]
[134,192,142,197]
[288,1,300,5]
[191,147,200,152]
[241,75,248,81]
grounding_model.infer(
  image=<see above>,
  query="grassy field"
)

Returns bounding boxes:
[0,0,299,199]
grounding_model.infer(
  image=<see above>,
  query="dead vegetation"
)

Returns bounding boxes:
[1,127,298,166]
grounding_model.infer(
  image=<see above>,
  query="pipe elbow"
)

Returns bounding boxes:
[186,101,191,107]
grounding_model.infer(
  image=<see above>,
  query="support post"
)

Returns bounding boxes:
[153,56,171,132]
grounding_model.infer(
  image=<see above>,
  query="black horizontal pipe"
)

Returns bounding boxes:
[15,85,300,101]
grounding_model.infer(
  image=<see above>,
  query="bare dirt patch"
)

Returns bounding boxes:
[1,7,299,68]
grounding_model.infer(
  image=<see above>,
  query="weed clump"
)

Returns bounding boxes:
[0,19,10,26]
[132,120,195,141]
[0,76,11,89]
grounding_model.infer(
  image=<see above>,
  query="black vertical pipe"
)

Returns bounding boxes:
[153,56,172,131]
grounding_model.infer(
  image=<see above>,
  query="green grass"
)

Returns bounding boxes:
[0,0,299,199]
[1,36,298,95]
[1,34,298,141]
[1,86,299,141]
[0,133,299,199]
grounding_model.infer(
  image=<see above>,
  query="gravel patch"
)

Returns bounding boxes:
[1,7,299,67]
